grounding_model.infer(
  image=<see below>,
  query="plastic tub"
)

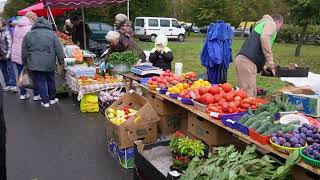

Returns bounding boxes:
[169,93,179,99]
[249,129,271,145]
[191,99,207,112]
[300,148,320,167]
[270,139,306,154]
[177,97,193,105]
[235,122,250,136]
[221,112,248,129]
[147,84,157,91]
[156,88,167,94]
[112,64,131,73]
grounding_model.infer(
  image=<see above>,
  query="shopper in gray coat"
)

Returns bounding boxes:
[22,17,65,108]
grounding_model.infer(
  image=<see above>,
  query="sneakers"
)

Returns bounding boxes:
[50,98,59,105]
[33,95,42,101]
[20,94,31,100]
[2,86,10,92]
[41,102,50,108]
[10,86,18,92]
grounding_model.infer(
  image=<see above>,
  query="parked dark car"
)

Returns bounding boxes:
[199,26,209,34]
[88,22,114,42]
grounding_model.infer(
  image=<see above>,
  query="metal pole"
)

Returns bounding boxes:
[127,0,130,21]
[82,6,87,50]
[48,6,58,30]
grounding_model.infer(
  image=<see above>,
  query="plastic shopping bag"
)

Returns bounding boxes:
[80,94,99,113]
[17,67,34,89]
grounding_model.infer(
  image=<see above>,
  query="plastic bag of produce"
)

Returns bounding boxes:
[17,67,34,89]
[80,94,99,113]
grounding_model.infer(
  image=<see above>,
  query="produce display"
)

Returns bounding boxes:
[189,79,211,90]
[192,83,261,114]
[147,70,182,89]
[181,145,300,180]
[108,51,138,66]
[169,131,205,171]
[107,107,137,126]
[239,97,298,136]
[56,31,74,45]
[168,83,190,94]
[98,89,125,103]
[77,75,121,86]
[181,72,197,85]
[303,143,320,161]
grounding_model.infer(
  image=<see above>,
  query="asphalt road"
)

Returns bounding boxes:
[3,92,133,180]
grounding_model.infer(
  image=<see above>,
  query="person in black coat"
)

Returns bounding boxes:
[0,83,7,179]
[149,34,174,71]
[71,15,92,50]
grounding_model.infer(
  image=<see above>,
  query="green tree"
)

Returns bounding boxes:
[285,0,320,57]
[2,0,37,18]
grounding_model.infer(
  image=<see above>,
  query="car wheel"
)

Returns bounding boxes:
[150,34,157,42]
[178,34,185,42]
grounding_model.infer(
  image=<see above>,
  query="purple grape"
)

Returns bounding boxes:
[272,133,277,137]
[300,133,307,139]
[271,137,278,142]
[293,129,300,134]
[306,137,314,143]
[290,137,299,144]
[294,144,302,148]
[293,134,301,139]
[301,127,308,134]
[303,124,309,128]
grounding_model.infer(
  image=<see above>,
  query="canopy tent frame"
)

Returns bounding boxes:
[45,0,129,50]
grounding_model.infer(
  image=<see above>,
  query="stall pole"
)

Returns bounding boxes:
[48,6,58,31]
[82,6,87,50]
[127,0,130,20]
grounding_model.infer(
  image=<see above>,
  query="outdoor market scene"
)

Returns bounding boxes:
[0,0,320,179]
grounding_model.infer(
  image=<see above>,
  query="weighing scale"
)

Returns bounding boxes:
[131,65,163,77]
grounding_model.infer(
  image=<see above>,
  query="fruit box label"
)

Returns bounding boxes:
[284,93,319,117]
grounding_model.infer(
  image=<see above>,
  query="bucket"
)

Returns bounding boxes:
[175,63,183,75]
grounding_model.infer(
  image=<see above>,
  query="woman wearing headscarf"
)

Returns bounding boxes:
[114,14,134,38]
[105,31,146,62]
[0,17,13,92]
[11,11,38,100]
[149,34,174,71]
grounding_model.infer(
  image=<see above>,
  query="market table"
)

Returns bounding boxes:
[66,72,125,101]
[120,72,143,91]
[142,86,320,176]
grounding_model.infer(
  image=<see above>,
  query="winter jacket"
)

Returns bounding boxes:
[149,50,173,71]
[22,17,65,72]
[11,17,34,65]
[106,34,146,62]
[116,20,134,38]
[0,27,12,60]
[72,22,91,49]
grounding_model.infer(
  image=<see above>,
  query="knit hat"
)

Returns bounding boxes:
[105,31,120,42]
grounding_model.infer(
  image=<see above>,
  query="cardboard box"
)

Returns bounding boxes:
[106,92,160,149]
[187,112,234,145]
[108,140,135,169]
[283,89,320,117]
[158,113,188,136]
[145,92,185,115]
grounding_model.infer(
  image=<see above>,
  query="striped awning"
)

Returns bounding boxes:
[44,0,127,8]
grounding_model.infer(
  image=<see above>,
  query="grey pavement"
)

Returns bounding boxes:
[3,92,133,180]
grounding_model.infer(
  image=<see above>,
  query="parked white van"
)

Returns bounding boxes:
[134,17,186,42]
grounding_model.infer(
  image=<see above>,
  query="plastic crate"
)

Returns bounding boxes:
[221,112,248,129]
[275,66,309,77]
[140,78,150,86]
[300,148,320,167]
[235,122,250,136]
[249,129,271,145]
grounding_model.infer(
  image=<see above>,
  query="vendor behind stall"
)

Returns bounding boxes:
[149,34,173,71]
[71,15,92,50]
[63,19,73,36]
[105,31,146,62]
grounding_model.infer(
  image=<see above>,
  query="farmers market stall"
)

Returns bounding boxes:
[65,65,125,100]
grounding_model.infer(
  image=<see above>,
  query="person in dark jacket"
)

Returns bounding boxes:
[71,15,91,49]
[0,83,7,179]
[105,31,146,62]
[22,17,65,108]
[149,34,173,71]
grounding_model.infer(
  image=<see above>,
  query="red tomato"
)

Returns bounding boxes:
[240,103,250,109]
[200,93,215,105]
[235,90,248,99]
[224,92,235,102]
[234,101,241,108]
[243,97,257,105]
[213,94,223,103]
[234,96,242,101]
[207,106,218,113]
[251,105,257,109]
[151,76,158,81]
[198,87,208,95]
[218,99,226,106]
[238,108,247,112]
[208,86,221,95]
[221,83,233,93]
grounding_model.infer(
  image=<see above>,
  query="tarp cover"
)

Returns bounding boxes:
[17,2,72,16]
[44,0,126,8]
